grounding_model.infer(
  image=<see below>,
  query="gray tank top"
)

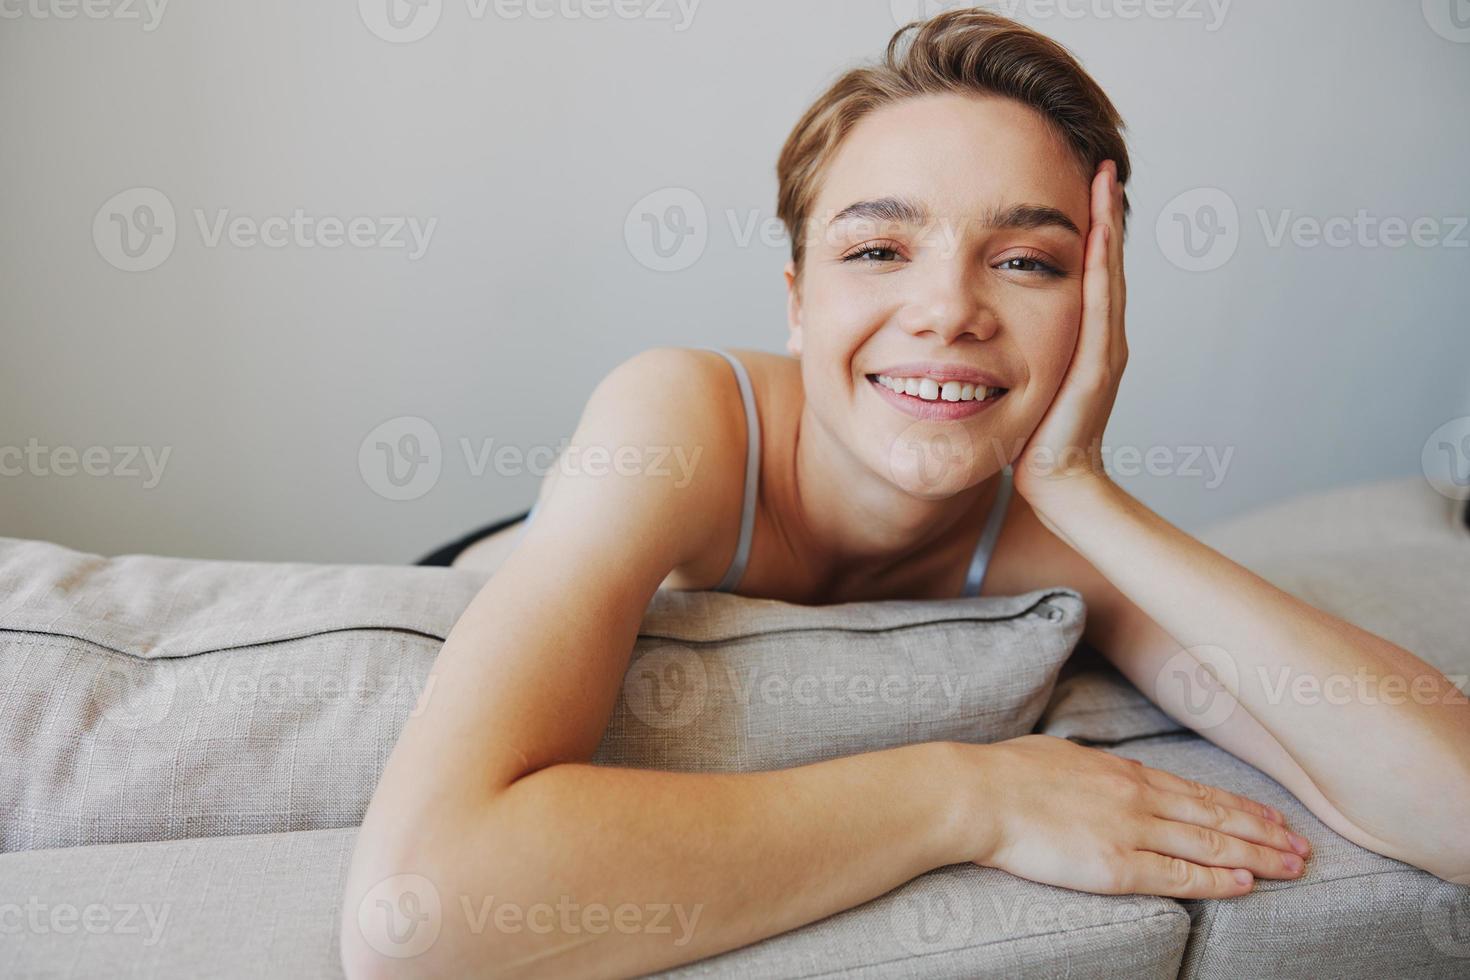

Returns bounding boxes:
[521,347,1011,597]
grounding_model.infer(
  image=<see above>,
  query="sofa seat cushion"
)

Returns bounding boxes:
[1106,734,1470,980]
[0,826,1191,980]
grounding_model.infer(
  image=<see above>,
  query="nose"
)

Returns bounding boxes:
[894,259,1000,344]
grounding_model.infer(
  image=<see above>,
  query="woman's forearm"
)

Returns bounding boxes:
[1034,475,1470,870]
[343,741,973,980]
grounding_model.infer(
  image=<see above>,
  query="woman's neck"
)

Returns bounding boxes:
[779,400,1004,598]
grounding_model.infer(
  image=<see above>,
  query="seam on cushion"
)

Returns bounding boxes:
[644,617,1071,647]
[0,626,447,662]
[0,589,1082,657]
[785,908,1190,980]
[1,611,1076,663]
[637,590,1083,644]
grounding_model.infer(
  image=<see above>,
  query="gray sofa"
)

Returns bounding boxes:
[1,475,1467,978]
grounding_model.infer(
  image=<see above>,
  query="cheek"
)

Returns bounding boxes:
[1018,305,1082,404]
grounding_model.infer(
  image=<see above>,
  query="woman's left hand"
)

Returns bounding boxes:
[1011,159,1129,515]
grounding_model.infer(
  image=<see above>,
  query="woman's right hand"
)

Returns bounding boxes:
[958,734,1312,898]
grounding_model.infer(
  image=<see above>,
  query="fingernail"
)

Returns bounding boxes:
[1267,808,1284,824]
[1288,833,1311,856]
[1283,854,1304,875]
[1232,869,1252,886]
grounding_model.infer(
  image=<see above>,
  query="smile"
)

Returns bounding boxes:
[865,373,1008,420]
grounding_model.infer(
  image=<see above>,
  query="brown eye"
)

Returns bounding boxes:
[997,252,1065,278]
[842,241,903,263]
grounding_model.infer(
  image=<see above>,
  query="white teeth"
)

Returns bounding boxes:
[876,374,999,402]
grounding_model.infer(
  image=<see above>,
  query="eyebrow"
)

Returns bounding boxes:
[826,196,1081,237]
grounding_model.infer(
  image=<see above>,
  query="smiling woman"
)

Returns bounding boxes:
[343,9,1470,979]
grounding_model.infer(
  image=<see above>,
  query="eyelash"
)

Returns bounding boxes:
[839,241,1065,279]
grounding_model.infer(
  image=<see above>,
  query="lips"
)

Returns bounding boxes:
[865,373,1007,421]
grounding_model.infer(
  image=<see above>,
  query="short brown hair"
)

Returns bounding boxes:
[776,8,1131,279]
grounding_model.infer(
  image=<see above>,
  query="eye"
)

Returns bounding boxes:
[841,240,904,264]
[997,251,1065,278]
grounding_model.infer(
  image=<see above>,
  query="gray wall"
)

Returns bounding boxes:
[2,0,1467,564]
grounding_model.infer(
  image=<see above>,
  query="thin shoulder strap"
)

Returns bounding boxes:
[698,347,760,592]
[962,465,1013,598]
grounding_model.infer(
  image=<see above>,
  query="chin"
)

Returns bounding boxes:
[878,419,990,500]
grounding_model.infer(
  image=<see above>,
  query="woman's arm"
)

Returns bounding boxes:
[1014,480,1470,881]
[338,348,973,979]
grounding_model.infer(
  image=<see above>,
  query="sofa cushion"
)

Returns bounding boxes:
[0,536,1084,851]
[1107,733,1470,980]
[0,826,1191,979]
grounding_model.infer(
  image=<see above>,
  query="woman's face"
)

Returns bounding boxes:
[787,91,1093,498]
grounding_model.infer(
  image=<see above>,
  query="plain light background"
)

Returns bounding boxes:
[2,0,1467,564]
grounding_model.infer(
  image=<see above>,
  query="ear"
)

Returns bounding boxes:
[784,260,803,358]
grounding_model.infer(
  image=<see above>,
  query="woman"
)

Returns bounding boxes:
[342,10,1470,978]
